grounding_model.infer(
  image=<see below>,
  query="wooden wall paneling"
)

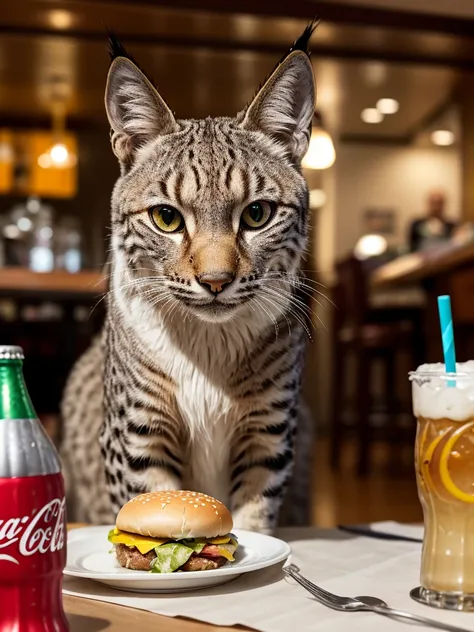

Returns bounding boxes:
[449,266,474,324]
[458,74,474,223]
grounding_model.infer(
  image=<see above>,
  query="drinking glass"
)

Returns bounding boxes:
[411,366,474,611]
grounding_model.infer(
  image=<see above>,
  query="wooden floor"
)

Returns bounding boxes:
[312,437,423,527]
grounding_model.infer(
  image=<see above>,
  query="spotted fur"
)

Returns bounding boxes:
[60,22,318,532]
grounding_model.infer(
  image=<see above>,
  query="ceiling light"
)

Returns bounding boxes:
[309,189,328,208]
[302,128,336,170]
[431,130,455,146]
[354,234,387,260]
[49,10,73,29]
[376,98,399,115]
[361,108,384,124]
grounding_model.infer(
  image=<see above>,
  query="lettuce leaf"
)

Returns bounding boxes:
[182,540,205,554]
[150,542,195,573]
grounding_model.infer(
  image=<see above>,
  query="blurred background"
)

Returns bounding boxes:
[1,0,474,527]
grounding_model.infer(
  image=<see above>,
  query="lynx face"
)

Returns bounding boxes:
[106,31,315,323]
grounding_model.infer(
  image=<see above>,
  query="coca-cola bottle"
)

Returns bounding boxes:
[0,345,69,631]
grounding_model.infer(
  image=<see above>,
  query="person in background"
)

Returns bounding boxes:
[408,189,457,252]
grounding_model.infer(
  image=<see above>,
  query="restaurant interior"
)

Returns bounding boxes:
[1,0,474,530]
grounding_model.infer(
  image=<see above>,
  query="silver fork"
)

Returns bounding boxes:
[283,565,473,632]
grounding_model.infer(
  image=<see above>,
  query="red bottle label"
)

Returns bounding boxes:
[0,474,69,631]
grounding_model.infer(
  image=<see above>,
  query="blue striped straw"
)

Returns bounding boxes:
[438,295,456,386]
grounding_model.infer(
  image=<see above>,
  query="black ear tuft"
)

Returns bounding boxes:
[107,31,133,63]
[106,31,156,86]
[244,19,319,113]
[241,19,316,163]
[289,18,320,57]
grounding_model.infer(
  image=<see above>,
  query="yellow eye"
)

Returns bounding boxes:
[241,201,273,229]
[149,206,184,233]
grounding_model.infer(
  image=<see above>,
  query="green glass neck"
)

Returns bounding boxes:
[0,359,37,420]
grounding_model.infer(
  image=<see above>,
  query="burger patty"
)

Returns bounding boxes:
[181,555,227,571]
[115,544,156,571]
[115,544,228,572]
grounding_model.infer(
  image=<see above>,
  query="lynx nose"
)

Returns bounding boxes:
[197,272,235,295]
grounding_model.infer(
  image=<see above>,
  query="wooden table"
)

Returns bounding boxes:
[65,595,239,631]
[65,524,245,632]
[370,241,474,362]
[370,242,474,290]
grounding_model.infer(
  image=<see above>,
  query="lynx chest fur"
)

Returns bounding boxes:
[129,295,248,505]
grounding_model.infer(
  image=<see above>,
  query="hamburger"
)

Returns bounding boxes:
[108,490,238,573]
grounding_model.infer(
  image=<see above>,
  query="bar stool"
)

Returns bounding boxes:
[329,255,423,475]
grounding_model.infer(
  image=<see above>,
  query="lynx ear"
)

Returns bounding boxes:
[241,22,317,164]
[105,36,178,168]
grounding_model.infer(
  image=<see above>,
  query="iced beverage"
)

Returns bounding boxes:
[411,363,474,610]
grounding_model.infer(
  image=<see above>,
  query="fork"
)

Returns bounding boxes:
[283,565,473,632]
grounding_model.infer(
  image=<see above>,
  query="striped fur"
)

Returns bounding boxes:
[60,23,317,532]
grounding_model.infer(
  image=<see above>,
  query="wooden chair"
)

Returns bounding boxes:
[329,255,423,475]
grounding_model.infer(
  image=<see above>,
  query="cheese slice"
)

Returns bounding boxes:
[207,536,231,545]
[217,546,235,561]
[109,529,168,554]
[108,529,237,556]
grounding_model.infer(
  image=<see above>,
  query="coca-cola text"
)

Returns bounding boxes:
[0,498,66,563]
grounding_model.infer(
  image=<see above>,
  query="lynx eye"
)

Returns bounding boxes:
[149,205,184,233]
[241,201,273,229]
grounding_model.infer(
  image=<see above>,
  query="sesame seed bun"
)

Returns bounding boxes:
[115,490,233,539]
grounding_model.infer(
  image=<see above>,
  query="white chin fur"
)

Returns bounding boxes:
[186,303,242,324]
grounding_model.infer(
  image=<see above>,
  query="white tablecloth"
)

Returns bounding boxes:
[63,522,474,631]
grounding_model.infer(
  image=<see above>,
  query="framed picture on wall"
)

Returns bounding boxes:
[362,208,396,236]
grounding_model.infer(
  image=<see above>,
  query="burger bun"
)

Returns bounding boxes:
[116,490,233,539]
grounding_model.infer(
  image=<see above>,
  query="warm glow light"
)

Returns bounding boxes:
[38,145,76,169]
[309,189,327,208]
[431,130,455,146]
[361,108,384,124]
[0,141,13,163]
[50,143,69,165]
[49,10,73,29]
[302,128,336,170]
[376,98,399,115]
[354,234,387,260]
[38,153,52,169]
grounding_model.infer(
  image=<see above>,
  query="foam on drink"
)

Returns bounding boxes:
[412,362,474,421]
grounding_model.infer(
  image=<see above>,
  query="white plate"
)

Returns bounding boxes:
[64,525,291,593]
